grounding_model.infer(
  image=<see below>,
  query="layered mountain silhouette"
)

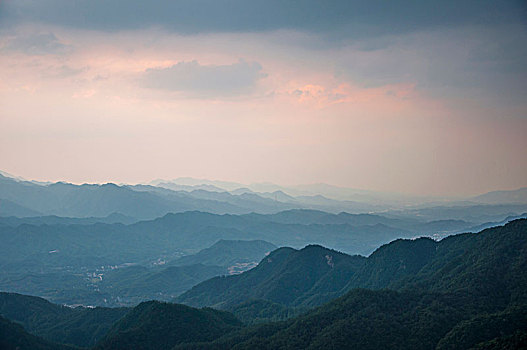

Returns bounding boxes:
[0,221,525,349]
[2,172,527,220]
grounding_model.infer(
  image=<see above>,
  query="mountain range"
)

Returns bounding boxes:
[176,219,527,314]
[0,220,525,349]
[2,172,527,220]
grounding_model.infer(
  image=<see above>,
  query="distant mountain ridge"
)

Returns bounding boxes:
[0,213,138,226]
[2,172,526,220]
[472,187,527,204]
[169,239,277,271]
[0,173,378,217]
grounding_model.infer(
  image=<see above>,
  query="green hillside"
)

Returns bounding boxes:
[0,315,74,350]
[176,245,365,308]
[179,220,527,316]
[95,301,242,350]
[0,292,128,347]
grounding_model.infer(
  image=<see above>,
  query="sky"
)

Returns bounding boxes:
[0,0,526,196]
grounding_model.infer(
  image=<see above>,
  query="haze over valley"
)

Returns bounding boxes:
[1,0,527,349]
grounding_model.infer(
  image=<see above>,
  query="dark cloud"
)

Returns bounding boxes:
[141,60,266,97]
[0,32,72,55]
[1,0,525,38]
[335,25,527,104]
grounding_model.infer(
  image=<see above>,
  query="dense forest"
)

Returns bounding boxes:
[0,220,525,349]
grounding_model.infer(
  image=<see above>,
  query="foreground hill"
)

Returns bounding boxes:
[0,315,74,350]
[0,292,128,347]
[175,291,527,350]
[95,301,242,350]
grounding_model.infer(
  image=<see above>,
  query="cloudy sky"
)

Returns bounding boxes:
[0,0,526,196]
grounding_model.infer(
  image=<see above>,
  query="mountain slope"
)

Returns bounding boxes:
[391,219,527,307]
[176,245,366,308]
[95,301,242,350]
[436,305,527,350]
[2,220,525,350]
[0,315,74,350]
[0,292,128,347]
[178,220,527,315]
[176,289,526,350]
[175,220,527,349]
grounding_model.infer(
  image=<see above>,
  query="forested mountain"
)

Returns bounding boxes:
[176,245,366,308]
[0,315,74,350]
[1,208,524,308]
[174,291,527,350]
[178,220,527,314]
[172,220,527,349]
[0,221,525,349]
[0,292,127,348]
[95,301,242,350]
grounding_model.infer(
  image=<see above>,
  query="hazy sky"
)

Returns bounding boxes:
[1,0,526,196]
